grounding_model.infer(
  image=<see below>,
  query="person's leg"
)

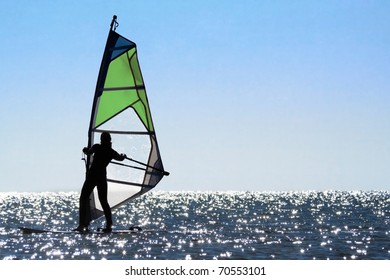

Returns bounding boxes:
[97,180,112,230]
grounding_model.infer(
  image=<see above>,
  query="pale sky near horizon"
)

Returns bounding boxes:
[1,0,390,192]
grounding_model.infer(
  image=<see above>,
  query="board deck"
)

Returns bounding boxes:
[19,226,142,235]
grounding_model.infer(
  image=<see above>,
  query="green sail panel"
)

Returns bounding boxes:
[85,18,166,224]
[94,47,154,132]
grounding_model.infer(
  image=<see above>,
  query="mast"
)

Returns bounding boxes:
[110,15,118,31]
[86,15,119,170]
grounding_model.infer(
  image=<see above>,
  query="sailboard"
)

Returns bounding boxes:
[18,226,143,235]
[84,15,169,224]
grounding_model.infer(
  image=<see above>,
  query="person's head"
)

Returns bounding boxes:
[100,132,111,146]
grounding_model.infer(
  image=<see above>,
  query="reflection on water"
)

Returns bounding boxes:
[0,191,390,260]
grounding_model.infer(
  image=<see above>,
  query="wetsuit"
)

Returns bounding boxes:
[78,143,125,228]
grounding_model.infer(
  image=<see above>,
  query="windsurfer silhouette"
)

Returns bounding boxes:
[74,132,126,232]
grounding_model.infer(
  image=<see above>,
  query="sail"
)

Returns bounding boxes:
[85,16,167,223]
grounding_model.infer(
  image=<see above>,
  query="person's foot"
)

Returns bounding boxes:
[102,225,112,233]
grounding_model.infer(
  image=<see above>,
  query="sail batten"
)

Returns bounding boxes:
[106,179,144,187]
[85,16,167,224]
[101,86,146,91]
[93,129,154,135]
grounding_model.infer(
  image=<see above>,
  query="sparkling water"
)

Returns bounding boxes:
[1,191,390,260]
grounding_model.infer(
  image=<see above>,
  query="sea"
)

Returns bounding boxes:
[1,190,390,260]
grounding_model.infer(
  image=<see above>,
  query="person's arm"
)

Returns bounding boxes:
[83,144,97,155]
[113,150,126,161]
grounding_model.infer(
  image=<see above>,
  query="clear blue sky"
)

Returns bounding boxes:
[1,0,389,192]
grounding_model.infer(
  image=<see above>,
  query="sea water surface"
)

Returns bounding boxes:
[1,191,390,260]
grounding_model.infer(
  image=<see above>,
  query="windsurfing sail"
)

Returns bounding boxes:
[85,15,168,223]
